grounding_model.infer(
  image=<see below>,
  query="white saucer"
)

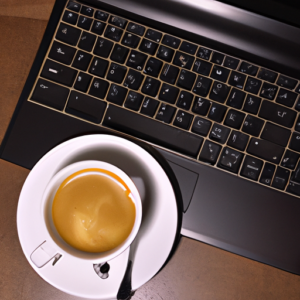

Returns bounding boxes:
[17,135,178,300]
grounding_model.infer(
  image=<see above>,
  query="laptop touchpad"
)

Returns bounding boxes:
[167,160,198,212]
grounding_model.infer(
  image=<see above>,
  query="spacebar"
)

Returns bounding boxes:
[103,105,203,158]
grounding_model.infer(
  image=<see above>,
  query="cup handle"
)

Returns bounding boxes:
[30,241,58,268]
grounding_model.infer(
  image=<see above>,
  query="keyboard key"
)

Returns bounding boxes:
[259,163,276,186]
[94,37,114,58]
[156,103,176,123]
[123,69,144,90]
[291,161,300,183]
[192,97,210,116]
[143,58,163,77]
[207,102,227,123]
[159,83,179,104]
[260,82,278,100]
[226,88,246,109]
[77,16,92,30]
[227,131,249,151]
[295,83,300,94]
[141,77,161,96]
[209,81,230,103]
[160,64,179,84]
[95,10,109,21]
[243,95,261,115]
[242,115,264,137]
[107,84,128,105]
[295,98,300,111]
[80,5,94,17]
[211,52,225,65]
[126,50,147,70]
[287,182,300,196]
[72,50,92,71]
[124,91,144,111]
[89,78,109,99]
[257,68,278,83]
[109,16,127,28]
[104,105,203,157]
[56,23,81,46]
[176,91,193,110]
[193,59,212,76]
[41,60,77,87]
[122,33,140,49]
[240,156,263,181]
[224,109,245,129]
[276,88,298,107]
[179,41,197,55]
[173,51,195,69]
[176,70,196,90]
[146,29,162,42]
[218,147,244,173]
[49,41,76,65]
[104,25,123,42]
[289,132,300,152]
[281,150,300,169]
[192,117,212,136]
[31,79,69,110]
[106,63,127,84]
[139,39,159,55]
[276,75,298,89]
[127,22,145,36]
[199,141,221,164]
[239,62,258,76]
[161,35,180,49]
[197,47,212,60]
[209,124,230,144]
[247,138,284,164]
[228,71,246,89]
[89,57,109,78]
[272,167,290,190]
[224,56,239,69]
[91,20,106,36]
[66,91,106,123]
[210,65,230,83]
[67,1,81,12]
[192,76,212,97]
[261,122,291,147]
[157,45,175,62]
[110,44,129,64]
[78,32,96,52]
[62,10,78,25]
[173,110,193,129]
[295,115,300,132]
[74,72,92,92]
[259,100,296,128]
[140,97,159,117]
[244,77,262,95]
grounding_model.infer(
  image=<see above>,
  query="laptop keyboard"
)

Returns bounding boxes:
[29,1,300,197]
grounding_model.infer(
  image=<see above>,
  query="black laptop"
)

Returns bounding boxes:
[1,0,300,275]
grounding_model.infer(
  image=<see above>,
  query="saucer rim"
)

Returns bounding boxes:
[17,134,180,299]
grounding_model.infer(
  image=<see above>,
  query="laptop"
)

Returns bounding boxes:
[1,0,300,275]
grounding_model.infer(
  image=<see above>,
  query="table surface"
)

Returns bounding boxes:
[0,1,300,299]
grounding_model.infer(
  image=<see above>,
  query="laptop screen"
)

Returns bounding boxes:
[217,0,300,28]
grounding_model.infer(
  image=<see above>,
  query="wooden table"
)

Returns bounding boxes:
[0,1,300,299]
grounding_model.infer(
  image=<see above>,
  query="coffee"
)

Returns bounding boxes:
[52,168,136,253]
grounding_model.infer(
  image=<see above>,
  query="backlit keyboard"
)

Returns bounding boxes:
[29,1,300,197]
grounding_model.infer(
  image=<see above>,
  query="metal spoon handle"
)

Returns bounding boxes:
[117,259,133,300]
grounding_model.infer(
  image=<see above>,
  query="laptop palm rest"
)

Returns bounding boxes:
[160,149,300,275]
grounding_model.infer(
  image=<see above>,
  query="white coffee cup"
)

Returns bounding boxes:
[30,160,142,268]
